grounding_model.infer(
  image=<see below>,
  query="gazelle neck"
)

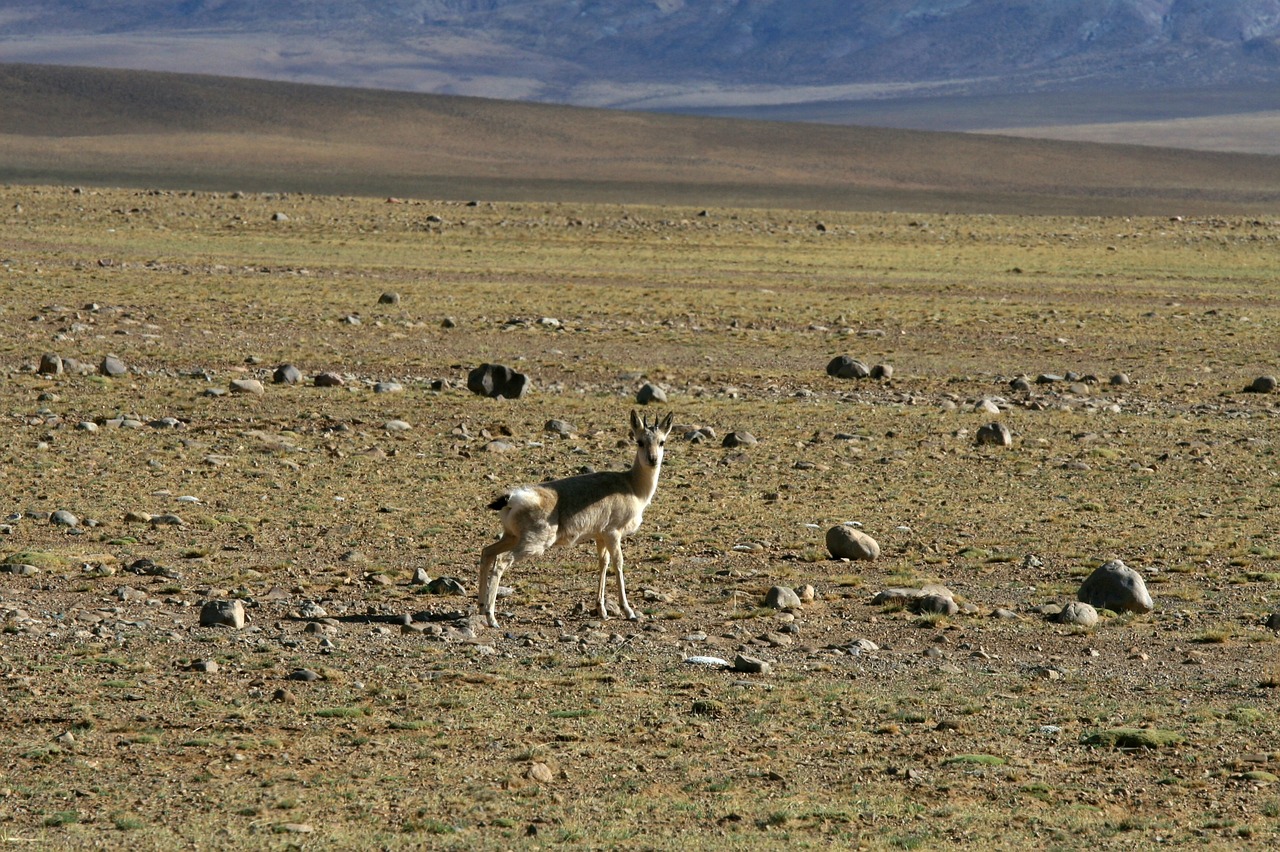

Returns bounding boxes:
[630,445,662,503]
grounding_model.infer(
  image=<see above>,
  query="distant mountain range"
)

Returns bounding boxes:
[3,1,1279,112]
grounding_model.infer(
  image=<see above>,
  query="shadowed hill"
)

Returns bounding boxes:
[2,63,1279,215]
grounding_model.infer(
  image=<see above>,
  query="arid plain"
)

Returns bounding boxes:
[1,181,1278,849]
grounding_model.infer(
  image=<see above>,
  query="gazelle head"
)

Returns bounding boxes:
[630,409,674,468]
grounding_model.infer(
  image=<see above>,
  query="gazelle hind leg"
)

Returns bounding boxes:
[480,533,519,628]
[594,535,612,619]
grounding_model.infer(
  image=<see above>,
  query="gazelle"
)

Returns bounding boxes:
[478,410,675,628]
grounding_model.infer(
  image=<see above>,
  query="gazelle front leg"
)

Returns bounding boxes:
[602,531,637,621]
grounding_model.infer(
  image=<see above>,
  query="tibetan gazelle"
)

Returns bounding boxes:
[478,410,674,628]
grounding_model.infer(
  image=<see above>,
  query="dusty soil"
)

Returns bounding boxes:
[1,185,1279,849]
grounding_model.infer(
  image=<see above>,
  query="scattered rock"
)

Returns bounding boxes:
[384,419,412,432]
[544,419,575,437]
[911,593,959,616]
[1110,373,1131,386]
[427,577,467,596]
[378,292,401,305]
[1077,559,1153,614]
[373,381,403,394]
[229,378,265,395]
[287,668,322,682]
[189,660,219,674]
[684,656,730,668]
[636,382,667,404]
[733,654,773,675]
[38,353,63,375]
[976,422,1013,447]
[870,363,893,380]
[411,566,431,585]
[1246,375,1277,394]
[467,363,530,399]
[199,600,246,629]
[314,372,345,388]
[273,364,303,384]
[115,586,147,603]
[826,525,879,560]
[1053,601,1099,627]
[764,586,802,610]
[528,762,554,784]
[50,509,79,527]
[826,355,870,379]
[722,431,757,448]
[99,354,127,377]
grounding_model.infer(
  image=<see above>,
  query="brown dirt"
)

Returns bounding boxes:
[1,186,1279,849]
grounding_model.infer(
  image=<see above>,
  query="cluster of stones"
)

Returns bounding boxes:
[826,355,893,381]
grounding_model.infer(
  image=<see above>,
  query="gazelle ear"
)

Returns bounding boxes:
[660,412,674,435]
[630,409,644,435]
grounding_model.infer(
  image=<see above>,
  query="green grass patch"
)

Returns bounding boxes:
[314,706,366,719]
[944,754,1006,766]
[1083,728,1183,749]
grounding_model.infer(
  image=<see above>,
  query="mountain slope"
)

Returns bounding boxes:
[2,63,1278,215]
[2,1,1279,106]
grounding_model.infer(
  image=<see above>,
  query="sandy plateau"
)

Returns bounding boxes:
[1,185,1279,849]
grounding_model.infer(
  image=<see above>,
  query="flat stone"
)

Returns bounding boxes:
[229,378,265,395]
[733,654,773,675]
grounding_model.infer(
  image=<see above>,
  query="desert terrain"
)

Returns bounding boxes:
[1,183,1278,849]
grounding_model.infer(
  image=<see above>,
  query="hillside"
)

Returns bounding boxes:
[3,63,1279,215]
[4,1,1280,103]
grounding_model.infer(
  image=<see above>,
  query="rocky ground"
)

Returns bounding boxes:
[1,185,1279,849]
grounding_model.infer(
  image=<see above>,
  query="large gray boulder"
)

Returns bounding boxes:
[1078,559,1153,614]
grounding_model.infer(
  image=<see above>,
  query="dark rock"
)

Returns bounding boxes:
[377,292,401,305]
[314,372,345,388]
[976,422,1013,447]
[200,599,246,629]
[38,353,63,375]
[1247,375,1277,394]
[273,364,303,384]
[467,363,531,399]
[826,355,870,379]
[636,382,667,404]
[427,576,467,596]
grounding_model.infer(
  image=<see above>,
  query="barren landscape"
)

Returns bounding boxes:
[1,182,1279,849]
